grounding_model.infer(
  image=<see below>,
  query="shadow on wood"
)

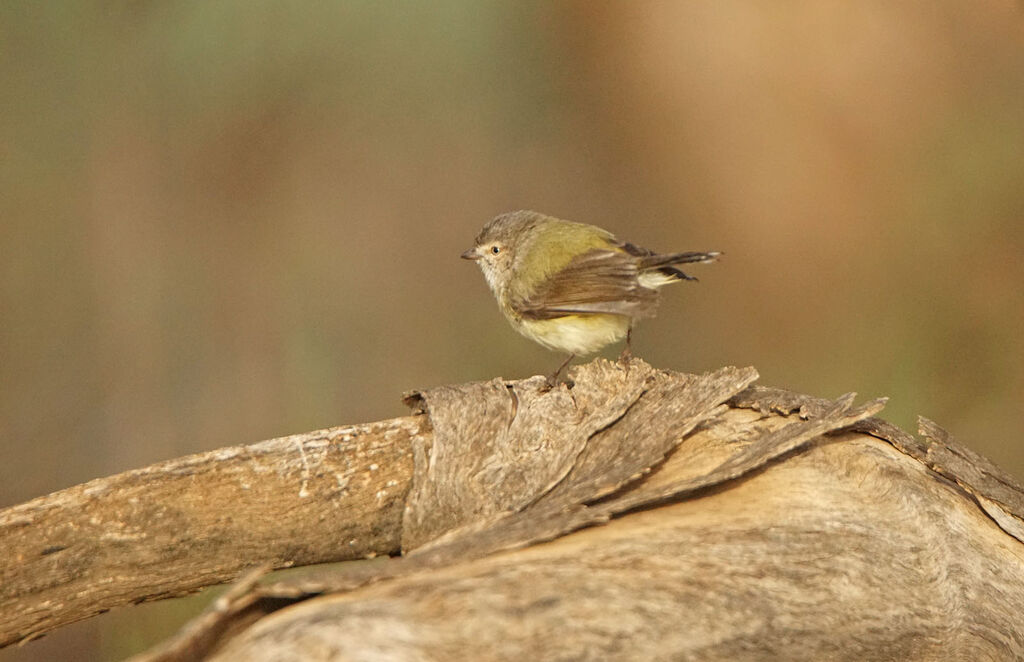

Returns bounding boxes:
[2,359,1023,661]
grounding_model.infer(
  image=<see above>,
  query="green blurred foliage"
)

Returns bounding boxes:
[1,2,1022,659]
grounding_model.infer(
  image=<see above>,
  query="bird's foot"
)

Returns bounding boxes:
[545,354,575,389]
[618,327,635,364]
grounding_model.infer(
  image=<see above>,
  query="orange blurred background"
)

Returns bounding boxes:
[2,2,1022,659]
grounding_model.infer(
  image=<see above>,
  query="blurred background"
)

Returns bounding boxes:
[2,1,1022,659]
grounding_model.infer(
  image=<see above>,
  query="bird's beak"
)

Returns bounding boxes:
[461,247,482,261]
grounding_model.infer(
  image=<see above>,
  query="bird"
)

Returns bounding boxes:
[461,210,720,383]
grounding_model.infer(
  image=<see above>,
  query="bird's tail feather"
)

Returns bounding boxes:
[638,250,721,270]
[635,250,721,285]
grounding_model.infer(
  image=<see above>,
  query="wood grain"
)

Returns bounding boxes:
[4,359,1023,661]
[0,417,422,647]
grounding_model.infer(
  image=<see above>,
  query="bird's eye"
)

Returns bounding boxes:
[491,246,501,255]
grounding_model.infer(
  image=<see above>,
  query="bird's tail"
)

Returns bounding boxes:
[641,250,721,268]
[629,247,721,284]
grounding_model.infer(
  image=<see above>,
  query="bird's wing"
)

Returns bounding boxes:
[512,248,659,320]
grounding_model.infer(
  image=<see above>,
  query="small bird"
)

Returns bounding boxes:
[462,210,720,383]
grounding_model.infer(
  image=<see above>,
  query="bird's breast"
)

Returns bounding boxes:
[512,314,630,356]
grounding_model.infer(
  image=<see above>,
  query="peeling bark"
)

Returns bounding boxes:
[3,360,1023,661]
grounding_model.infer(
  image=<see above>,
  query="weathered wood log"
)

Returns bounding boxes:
[0,418,422,646]
[3,359,1023,661]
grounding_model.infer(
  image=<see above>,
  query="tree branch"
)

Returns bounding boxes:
[0,417,423,646]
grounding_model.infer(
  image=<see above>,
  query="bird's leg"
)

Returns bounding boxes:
[618,326,634,363]
[547,353,575,388]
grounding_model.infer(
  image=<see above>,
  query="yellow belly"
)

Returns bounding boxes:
[512,314,630,355]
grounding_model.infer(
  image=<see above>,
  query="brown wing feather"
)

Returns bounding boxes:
[513,249,658,321]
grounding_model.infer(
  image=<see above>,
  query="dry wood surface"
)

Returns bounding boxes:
[1,417,422,646]
[2,359,1023,661]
